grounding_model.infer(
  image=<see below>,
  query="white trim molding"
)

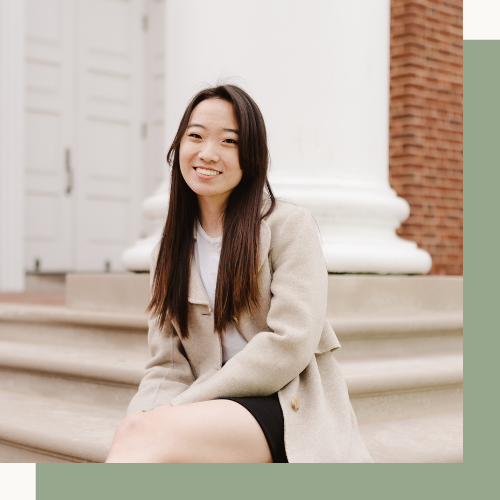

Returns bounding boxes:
[0,0,25,292]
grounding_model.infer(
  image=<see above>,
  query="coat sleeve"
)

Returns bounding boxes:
[169,206,328,407]
[126,248,196,415]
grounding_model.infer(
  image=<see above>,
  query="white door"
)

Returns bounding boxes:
[24,0,75,272]
[24,0,145,273]
[74,0,144,272]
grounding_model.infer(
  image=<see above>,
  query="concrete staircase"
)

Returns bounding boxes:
[0,274,463,463]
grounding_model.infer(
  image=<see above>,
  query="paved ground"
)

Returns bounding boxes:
[0,293,65,306]
[0,275,66,306]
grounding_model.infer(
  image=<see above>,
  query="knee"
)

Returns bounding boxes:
[107,407,181,463]
[111,412,148,448]
[106,412,157,463]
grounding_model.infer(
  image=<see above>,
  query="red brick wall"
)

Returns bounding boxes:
[389,0,463,275]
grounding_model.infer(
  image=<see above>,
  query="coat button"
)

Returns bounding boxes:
[291,396,300,411]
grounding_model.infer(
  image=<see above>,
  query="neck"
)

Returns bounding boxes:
[197,194,227,238]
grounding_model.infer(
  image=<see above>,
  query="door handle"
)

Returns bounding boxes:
[65,148,73,194]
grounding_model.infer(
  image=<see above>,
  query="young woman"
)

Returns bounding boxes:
[106,85,373,463]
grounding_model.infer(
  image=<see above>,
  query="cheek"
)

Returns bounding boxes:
[234,168,243,183]
[226,166,243,191]
[179,143,194,171]
[228,153,242,178]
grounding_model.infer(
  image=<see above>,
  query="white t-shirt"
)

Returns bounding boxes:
[194,220,248,364]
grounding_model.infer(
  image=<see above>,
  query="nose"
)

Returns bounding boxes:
[198,148,220,164]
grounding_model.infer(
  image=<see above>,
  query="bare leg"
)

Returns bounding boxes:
[106,399,273,463]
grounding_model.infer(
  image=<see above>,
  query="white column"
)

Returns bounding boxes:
[0,0,25,291]
[121,178,168,271]
[123,0,431,274]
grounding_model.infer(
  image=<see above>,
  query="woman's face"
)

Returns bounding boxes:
[179,98,243,205]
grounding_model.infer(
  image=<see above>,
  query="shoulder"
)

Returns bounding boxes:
[261,198,327,280]
[263,198,316,236]
[261,198,322,260]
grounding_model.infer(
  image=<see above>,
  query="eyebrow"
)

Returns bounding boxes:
[187,123,239,135]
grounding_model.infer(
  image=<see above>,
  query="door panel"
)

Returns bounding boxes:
[75,0,143,272]
[24,0,75,272]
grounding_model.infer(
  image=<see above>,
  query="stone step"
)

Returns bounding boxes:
[326,275,462,317]
[0,340,147,385]
[360,411,463,463]
[0,303,148,352]
[0,338,147,410]
[0,367,137,411]
[66,274,463,317]
[0,303,146,329]
[0,337,462,420]
[0,303,462,359]
[332,313,462,360]
[343,353,463,422]
[0,390,122,463]
[0,389,462,463]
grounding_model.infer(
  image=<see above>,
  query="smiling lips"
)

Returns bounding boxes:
[194,167,222,177]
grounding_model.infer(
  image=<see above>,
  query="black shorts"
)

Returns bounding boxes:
[218,392,288,463]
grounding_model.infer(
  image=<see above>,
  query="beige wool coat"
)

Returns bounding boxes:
[127,199,373,463]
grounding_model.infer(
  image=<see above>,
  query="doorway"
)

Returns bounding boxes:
[24,0,150,272]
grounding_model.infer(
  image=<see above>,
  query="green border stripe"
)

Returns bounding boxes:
[37,463,469,500]
[463,40,498,473]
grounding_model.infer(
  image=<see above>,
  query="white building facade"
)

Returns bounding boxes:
[0,0,431,293]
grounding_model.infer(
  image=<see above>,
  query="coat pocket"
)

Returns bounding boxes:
[315,320,341,354]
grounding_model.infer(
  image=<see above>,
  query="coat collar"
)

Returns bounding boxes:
[187,212,272,305]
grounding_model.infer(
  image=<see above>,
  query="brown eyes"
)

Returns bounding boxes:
[187,134,237,145]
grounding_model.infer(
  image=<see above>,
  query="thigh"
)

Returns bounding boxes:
[148,399,273,463]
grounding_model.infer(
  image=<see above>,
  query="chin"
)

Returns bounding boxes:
[188,184,219,198]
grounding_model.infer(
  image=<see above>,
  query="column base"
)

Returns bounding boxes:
[121,230,161,272]
[121,183,168,272]
[122,177,432,275]
[323,240,431,274]
[271,177,432,274]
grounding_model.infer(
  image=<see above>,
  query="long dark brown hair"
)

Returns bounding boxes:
[148,85,275,339]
